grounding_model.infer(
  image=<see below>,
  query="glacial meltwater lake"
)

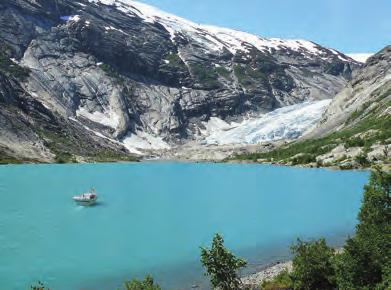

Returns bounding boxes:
[0,162,369,290]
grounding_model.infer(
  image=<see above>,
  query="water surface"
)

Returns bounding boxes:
[0,163,368,289]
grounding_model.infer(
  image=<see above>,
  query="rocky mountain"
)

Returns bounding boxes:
[0,0,359,161]
[232,46,390,169]
[0,43,134,163]
[311,45,391,137]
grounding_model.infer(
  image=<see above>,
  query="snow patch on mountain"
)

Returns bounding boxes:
[60,15,81,22]
[201,99,332,145]
[86,0,353,60]
[347,53,374,63]
[76,107,120,129]
[122,131,170,153]
[69,116,125,145]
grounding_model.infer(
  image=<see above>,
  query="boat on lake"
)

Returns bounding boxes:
[73,188,98,206]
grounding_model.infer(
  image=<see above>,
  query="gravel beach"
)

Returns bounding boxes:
[241,261,292,288]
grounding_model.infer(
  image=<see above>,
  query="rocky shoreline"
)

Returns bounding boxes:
[241,260,292,288]
[240,247,346,288]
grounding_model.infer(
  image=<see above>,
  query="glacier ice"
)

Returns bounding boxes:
[202,99,332,145]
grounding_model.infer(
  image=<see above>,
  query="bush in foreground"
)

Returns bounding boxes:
[30,281,50,290]
[334,169,390,289]
[290,239,336,290]
[263,169,390,290]
[123,275,161,290]
[261,269,292,290]
[201,233,247,290]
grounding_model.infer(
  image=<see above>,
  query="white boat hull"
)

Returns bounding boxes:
[73,191,98,206]
[74,198,97,206]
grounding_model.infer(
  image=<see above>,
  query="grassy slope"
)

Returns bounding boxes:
[35,126,139,164]
[0,152,22,164]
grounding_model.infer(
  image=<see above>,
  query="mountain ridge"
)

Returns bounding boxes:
[0,0,360,162]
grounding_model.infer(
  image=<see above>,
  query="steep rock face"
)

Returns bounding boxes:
[0,73,52,162]
[0,72,135,162]
[227,45,390,169]
[310,45,391,137]
[0,0,359,156]
[0,42,134,162]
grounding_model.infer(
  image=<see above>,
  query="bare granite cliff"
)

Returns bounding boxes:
[309,45,391,137]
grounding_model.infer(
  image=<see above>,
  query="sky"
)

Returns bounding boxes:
[137,0,391,54]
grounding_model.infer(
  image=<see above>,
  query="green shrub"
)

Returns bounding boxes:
[251,56,294,91]
[339,163,354,170]
[270,72,295,91]
[54,152,76,164]
[257,60,278,74]
[355,153,369,167]
[325,60,345,76]
[30,281,50,290]
[201,233,247,290]
[231,138,336,164]
[290,239,336,290]
[88,150,139,163]
[0,152,21,164]
[165,53,186,69]
[36,127,138,164]
[0,44,30,80]
[334,169,391,289]
[190,63,220,89]
[215,66,231,80]
[233,64,268,87]
[346,102,371,124]
[247,67,268,80]
[377,88,391,102]
[123,275,161,290]
[291,154,316,165]
[261,269,292,290]
[233,65,248,85]
[344,137,365,148]
[100,63,125,84]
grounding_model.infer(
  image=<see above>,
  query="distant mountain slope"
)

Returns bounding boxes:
[232,46,390,169]
[311,46,391,137]
[0,0,359,161]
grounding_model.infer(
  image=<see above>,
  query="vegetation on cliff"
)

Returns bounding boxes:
[231,112,391,170]
[0,43,30,81]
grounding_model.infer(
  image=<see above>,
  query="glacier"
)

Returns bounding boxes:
[201,99,332,145]
[116,100,331,153]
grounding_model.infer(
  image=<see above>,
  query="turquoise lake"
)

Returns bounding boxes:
[0,163,369,290]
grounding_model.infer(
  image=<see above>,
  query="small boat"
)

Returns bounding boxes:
[73,188,98,206]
